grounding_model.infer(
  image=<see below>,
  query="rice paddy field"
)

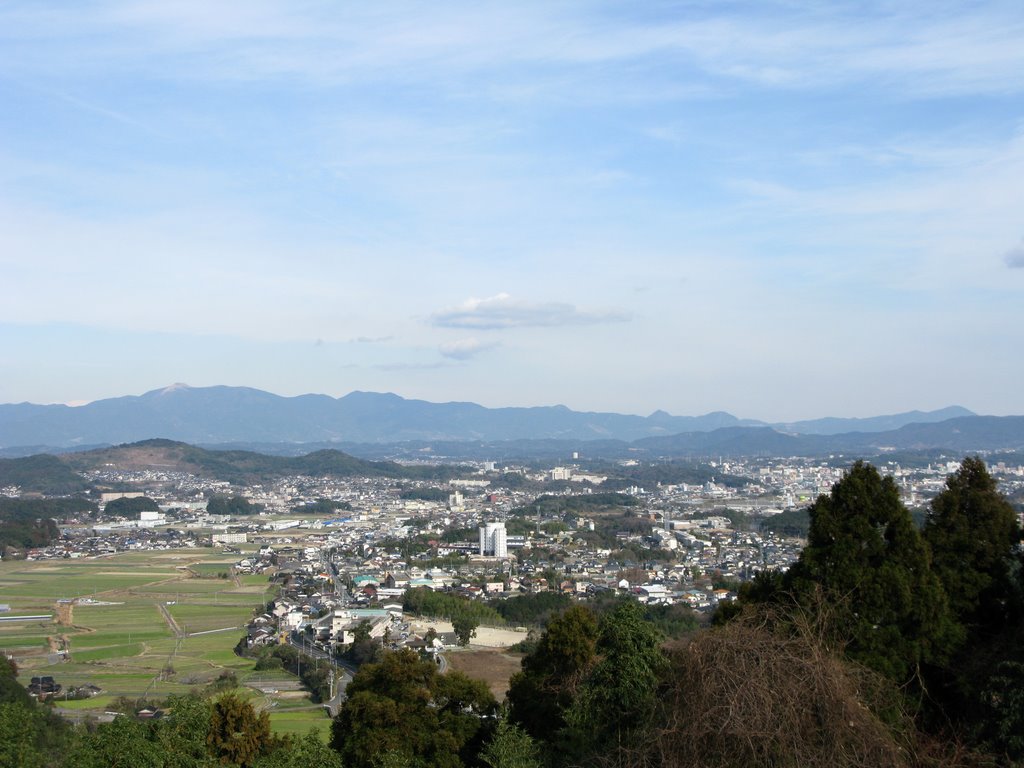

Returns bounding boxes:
[0,549,331,738]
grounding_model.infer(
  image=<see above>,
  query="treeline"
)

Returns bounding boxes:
[510,492,639,517]
[0,497,94,551]
[494,591,698,639]
[494,592,572,625]
[402,586,504,627]
[290,498,352,515]
[398,487,450,502]
[205,494,262,516]
[601,460,746,490]
[103,496,159,516]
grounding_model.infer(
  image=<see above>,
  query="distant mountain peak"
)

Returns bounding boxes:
[148,383,192,396]
[0,385,1007,451]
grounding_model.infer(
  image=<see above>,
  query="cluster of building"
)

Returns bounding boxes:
[13,455,1023,616]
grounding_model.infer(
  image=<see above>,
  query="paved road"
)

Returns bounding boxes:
[287,633,353,717]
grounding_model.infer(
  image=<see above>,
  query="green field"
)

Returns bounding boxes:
[0,549,318,738]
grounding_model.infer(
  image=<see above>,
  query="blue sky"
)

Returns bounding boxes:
[1,1,1023,421]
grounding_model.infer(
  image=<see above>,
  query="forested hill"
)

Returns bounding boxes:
[62,439,460,483]
[0,453,91,494]
[0,440,459,492]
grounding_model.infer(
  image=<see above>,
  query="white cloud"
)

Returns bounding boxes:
[430,293,631,330]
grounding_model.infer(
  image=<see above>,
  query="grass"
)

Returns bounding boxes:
[72,642,145,662]
[168,603,255,633]
[267,709,332,740]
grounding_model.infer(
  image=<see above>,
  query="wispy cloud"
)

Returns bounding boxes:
[431,293,631,330]
[1005,241,1024,268]
[373,361,452,371]
[5,2,1023,99]
[438,338,497,360]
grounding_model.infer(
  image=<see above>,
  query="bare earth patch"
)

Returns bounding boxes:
[445,649,524,699]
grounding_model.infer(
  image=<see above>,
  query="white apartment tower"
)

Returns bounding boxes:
[478,521,508,558]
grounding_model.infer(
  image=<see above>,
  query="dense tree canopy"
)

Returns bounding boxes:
[205,495,263,516]
[923,457,1022,634]
[784,461,962,682]
[507,605,598,750]
[565,600,666,758]
[207,692,275,768]
[0,498,67,551]
[330,648,497,768]
[104,496,160,516]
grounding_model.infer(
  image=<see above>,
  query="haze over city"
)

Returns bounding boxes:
[2,1,1023,421]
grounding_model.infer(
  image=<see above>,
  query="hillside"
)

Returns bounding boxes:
[0,453,92,494]
[60,439,459,483]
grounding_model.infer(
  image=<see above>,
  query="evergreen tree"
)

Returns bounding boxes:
[785,461,961,682]
[65,716,164,768]
[506,605,598,748]
[254,730,343,768]
[156,694,216,768]
[207,692,273,768]
[0,702,45,768]
[330,648,496,768]
[480,719,541,768]
[452,615,478,646]
[565,600,666,757]
[923,457,1022,634]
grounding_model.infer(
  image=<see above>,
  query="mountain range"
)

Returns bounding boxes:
[0,384,984,451]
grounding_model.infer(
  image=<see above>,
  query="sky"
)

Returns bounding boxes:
[1,1,1023,422]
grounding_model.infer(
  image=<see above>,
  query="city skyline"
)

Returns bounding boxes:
[2,1,1023,421]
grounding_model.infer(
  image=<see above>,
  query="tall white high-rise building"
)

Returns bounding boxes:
[478,521,507,558]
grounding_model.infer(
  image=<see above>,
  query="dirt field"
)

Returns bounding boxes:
[445,649,524,699]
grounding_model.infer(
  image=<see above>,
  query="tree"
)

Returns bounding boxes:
[346,619,382,666]
[978,660,1024,760]
[923,457,1022,634]
[0,657,33,707]
[785,461,961,683]
[0,702,45,768]
[330,649,497,768]
[207,692,273,768]
[254,730,342,768]
[156,694,216,767]
[565,600,666,756]
[507,605,598,747]
[65,716,164,768]
[452,615,478,646]
[479,719,541,768]
[351,619,372,645]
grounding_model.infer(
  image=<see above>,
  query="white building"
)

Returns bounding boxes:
[479,521,508,558]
